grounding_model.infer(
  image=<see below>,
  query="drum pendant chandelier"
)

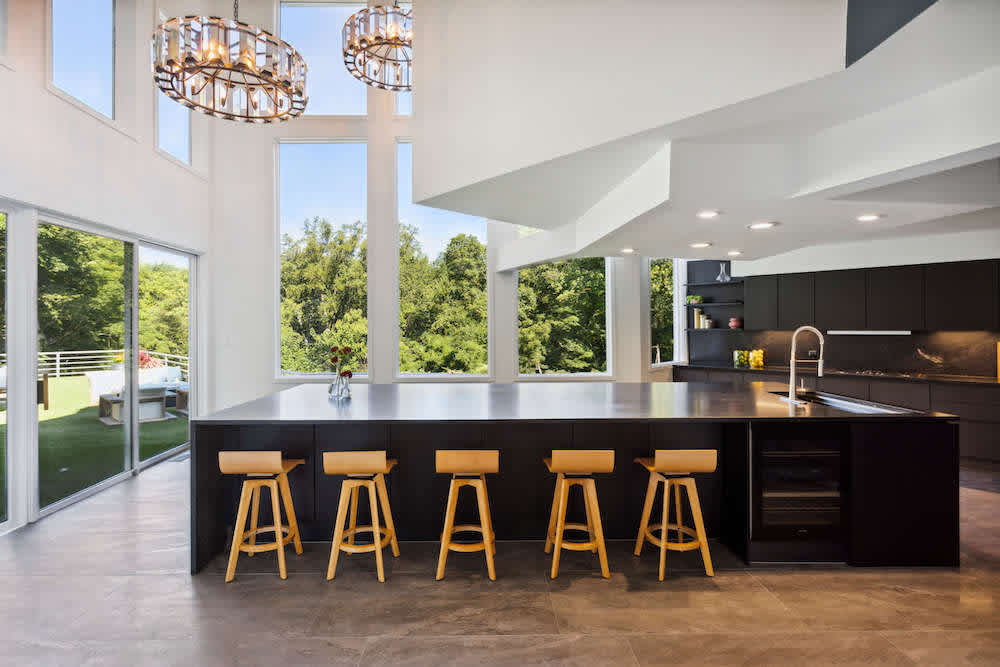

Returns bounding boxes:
[151,1,308,123]
[343,3,413,92]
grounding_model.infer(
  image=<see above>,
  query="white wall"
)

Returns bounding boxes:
[414,0,846,205]
[0,0,212,253]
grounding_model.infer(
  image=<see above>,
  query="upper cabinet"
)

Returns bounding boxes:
[867,265,924,331]
[777,273,815,330]
[924,260,999,331]
[744,276,778,330]
[815,269,866,331]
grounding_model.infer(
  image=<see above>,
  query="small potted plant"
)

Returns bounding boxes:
[328,345,354,400]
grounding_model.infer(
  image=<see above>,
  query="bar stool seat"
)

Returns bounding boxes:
[324,451,400,583]
[435,450,499,581]
[219,451,304,583]
[634,449,717,580]
[544,450,613,579]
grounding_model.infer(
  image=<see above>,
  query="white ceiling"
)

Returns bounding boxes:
[414,0,1000,270]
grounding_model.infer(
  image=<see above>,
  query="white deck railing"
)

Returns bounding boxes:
[0,349,189,380]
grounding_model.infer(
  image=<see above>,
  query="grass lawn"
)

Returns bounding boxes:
[1,375,189,513]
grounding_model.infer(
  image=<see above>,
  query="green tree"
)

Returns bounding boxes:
[138,263,189,356]
[650,258,674,363]
[518,258,607,373]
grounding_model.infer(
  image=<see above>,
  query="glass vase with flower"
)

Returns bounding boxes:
[328,345,355,400]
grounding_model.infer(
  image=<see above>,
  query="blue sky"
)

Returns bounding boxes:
[157,92,190,163]
[52,0,114,118]
[140,246,190,270]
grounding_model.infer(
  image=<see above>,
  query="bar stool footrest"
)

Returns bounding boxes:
[645,522,702,551]
[239,525,295,554]
[338,525,395,554]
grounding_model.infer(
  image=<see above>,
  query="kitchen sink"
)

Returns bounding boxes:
[769,390,914,415]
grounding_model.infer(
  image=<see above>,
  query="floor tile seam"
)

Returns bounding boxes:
[745,569,808,628]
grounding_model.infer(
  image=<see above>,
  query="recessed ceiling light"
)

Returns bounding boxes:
[727,250,742,256]
[696,210,720,219]
[622,247,635,254]
[856,213,883,222]
[748,221,778,230]
[689,242,712,249]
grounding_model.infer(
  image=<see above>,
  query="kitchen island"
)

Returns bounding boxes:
[190,382,959,573]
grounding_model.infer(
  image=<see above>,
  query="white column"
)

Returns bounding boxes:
[488,221,518,382]
[609,255,647,382]
[367,84,397,384]
[4,206,39,530]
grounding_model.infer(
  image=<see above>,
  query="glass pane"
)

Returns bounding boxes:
[650,258,675,364]
[138,247,190,461]
[518,259,608,374]
[0,212,6,522]
[397,142,487,374]
[280,3,366,115]
[37,224,130,508]
[279,142,368,375]
[396,91,412,115]
[157,91,191,164]
[52,0,114,118]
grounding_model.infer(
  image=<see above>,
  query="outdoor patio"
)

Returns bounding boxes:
[0,350,190,514]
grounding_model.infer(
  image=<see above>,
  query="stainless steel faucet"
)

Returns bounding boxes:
[789,325,825,404]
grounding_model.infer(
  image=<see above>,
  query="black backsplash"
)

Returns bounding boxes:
[689,329,1000,377]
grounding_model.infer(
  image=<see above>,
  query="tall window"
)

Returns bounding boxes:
[394,2,412,115]
[279,142,368,375]
[157,92,191,164]
[51,0,114,118]
[281,3,366,115]
[397,142,488,375]
[650,258,674,364]
[518,259,609,374]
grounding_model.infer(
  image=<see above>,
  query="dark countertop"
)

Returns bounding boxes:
[194,382,955,425]
[679,362,1000,386]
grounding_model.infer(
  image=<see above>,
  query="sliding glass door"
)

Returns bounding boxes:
[36,223,132,508]
[137,246,191,461]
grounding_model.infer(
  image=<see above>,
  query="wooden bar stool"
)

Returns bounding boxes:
[543,450,613,579]
[634,449,717,580]
[324,451,400,583]
[219,451,304,583]
[435,450,500,581]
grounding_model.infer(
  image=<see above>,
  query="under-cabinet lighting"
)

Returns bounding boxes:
[748,221,778,230]
[856,214,883,222]
[696,210,720,219]
[689,242,712,249]
[727,250,742,256]
[826,330,911,336]
[622,247,635,254]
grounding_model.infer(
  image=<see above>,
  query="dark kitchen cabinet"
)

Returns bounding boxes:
[868,379,930,411]
[778,273,815,330]
[673,367,708,382]
[867,265,924,330]
[924,260,999,331]
[744,276,778,330]
[815,269,866,330]
[849,421,959,566]
[817,376,868,400]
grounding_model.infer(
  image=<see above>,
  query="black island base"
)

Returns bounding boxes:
[190,382,959,573]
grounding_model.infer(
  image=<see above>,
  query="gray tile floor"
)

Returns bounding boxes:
[1,456,998,666]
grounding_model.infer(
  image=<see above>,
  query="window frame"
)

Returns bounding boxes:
[153,89,193,168]
[274,137,372,382]
[46,0,120,128]
[393,139,491,380]
[277,1,370,119]
[515,257,615,380]
[648,257,683,369]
